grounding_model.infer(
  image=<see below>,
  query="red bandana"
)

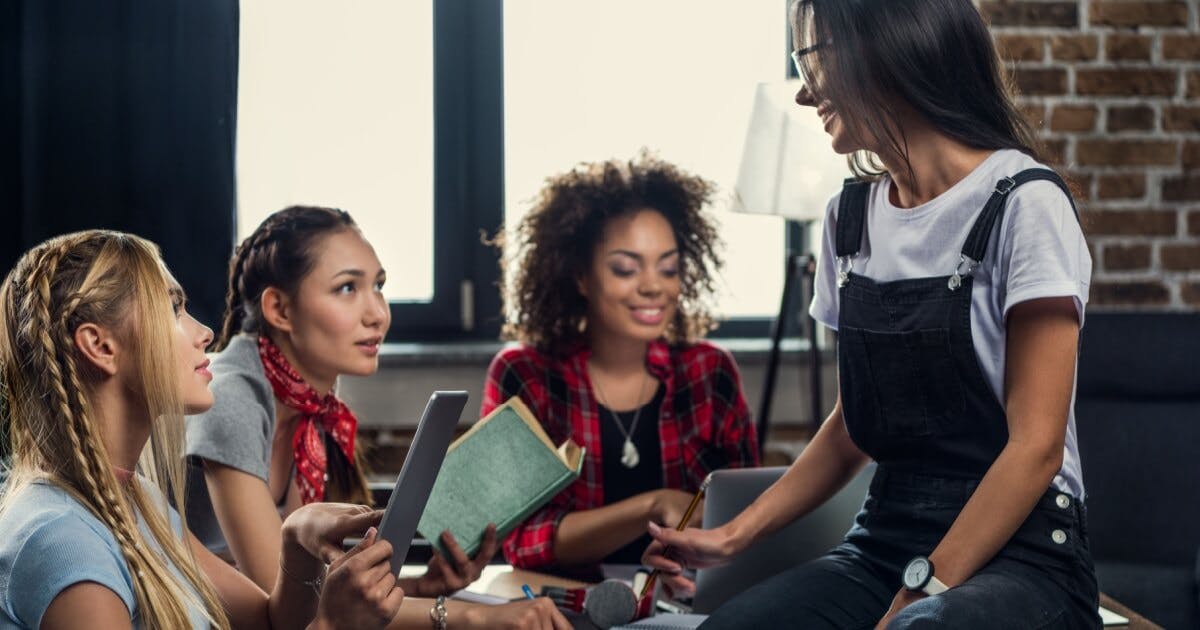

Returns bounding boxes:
[257,335,358,504]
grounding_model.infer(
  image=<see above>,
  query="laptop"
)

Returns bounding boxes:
[377,390,469,576]
[691,463,875,614]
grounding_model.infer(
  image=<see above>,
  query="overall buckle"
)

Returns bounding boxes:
[837,254,856,287]
[948,255,979,291]
[994,176,1017,196]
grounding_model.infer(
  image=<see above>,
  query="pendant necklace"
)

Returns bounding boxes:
[591,367,651,469]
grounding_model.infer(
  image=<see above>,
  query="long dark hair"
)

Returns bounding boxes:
[791,0,1045,183]
[215,206,372,505]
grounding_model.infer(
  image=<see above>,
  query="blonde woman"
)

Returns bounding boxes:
[0,231,402,629]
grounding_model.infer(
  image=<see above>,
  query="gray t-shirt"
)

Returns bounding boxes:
[184,334,279,555]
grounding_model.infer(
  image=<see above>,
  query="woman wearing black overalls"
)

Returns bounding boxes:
[642,1,1100,628]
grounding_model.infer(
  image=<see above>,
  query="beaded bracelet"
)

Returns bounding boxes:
[429,595,448,630]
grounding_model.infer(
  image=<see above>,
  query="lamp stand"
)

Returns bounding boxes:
[757,250,823,454]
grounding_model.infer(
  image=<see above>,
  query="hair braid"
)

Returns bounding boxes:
[213,217,296,352]
[44,273,193,625]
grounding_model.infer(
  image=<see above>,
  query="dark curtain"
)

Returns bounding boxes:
[1,0,239,327]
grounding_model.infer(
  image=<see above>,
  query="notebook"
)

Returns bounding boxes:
[416,396,584,556]
[613,614,707,629]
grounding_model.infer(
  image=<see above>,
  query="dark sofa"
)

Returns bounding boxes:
[1075,313,1200,629]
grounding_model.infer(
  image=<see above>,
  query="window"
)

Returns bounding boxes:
[503,0,791,323]
[236,0,797,340]
[237,0,436,302]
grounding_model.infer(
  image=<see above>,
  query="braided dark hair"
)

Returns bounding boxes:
[213,206,357,352]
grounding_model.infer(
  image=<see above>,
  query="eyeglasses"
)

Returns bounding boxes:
[790,42,827,77]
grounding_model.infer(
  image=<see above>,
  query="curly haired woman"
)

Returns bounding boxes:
[483,153,760,571]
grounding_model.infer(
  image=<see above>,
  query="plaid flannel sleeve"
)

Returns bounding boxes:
[713,347,760,468]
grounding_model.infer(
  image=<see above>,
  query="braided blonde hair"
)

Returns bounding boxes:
[0,231,229,629]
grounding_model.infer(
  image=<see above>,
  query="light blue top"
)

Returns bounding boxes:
[0,480,209,629]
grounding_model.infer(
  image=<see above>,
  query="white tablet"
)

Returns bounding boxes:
[377,390,468,576]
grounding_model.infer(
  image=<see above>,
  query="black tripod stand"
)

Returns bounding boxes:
[756,251,823,455]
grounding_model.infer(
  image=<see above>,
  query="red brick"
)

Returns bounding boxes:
[1043,139,1068,166]
[1051,35,1099,61]
[1019,103,1046,130]
[996,34,1045,61]
[1182,282,1200,306]
[1164,106,1200,132]
[1106,34,1153,61]
[1183,141,1200,170]
[1107,105,1155,132]
[1084,209,1177,236]
[1161,244,1200,271]
[1163,35,1200,60]
[1076,140,1176,167]
[982,2,1079,27]
[1097,174,1147,200]
[1164,175,1200,201]
[1013,67,1069,96]
[1076,69,1176,97]
[1050,105,1098,131]
[1090,281,1171,307]
[1065,172,1094,200]
[1103,243,1152,271]
[1189,71,1200,99]
[1190,211,1200,235]
[1090,1,1189,27]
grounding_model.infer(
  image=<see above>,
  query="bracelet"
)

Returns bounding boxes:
[429,595,448,630]
[279,555,326,596]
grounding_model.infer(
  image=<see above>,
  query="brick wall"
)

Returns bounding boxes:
[984,0,1200,308]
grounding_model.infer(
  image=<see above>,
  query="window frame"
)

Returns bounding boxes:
[285,0,807,342]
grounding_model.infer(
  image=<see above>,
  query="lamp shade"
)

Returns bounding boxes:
[730,80,850,221]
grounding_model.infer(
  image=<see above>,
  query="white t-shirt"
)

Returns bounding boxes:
[810,149,1091,498]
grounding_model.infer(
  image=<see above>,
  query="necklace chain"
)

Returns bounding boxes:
[590,366,651,468]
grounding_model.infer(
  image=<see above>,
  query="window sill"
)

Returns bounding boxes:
[376,337,822,367]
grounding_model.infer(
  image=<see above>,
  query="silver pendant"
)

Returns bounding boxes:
[620,438,640,468]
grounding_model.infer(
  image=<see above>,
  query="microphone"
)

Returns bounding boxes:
[542,579,639,629]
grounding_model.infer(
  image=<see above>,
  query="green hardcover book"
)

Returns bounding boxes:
[417,396,585,557]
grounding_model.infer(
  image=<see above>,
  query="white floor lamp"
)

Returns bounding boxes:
[731,80,849,446]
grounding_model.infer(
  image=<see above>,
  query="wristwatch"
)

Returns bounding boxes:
[902,556,948,595]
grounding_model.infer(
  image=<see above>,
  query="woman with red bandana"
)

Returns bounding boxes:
[185,206,569,630]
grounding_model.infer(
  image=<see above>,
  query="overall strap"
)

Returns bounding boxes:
[960,168,1077,265]
[835,178,874,258]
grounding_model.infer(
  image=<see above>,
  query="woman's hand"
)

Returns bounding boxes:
[455,598,571,630]
[640,521,740,597]
[874,589,925,629]
[404,525,500,597]
[650,489,704,528]
[314,527,405,629]
[282,502,382,564]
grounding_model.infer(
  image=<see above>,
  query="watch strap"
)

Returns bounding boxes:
[923,575,949,596]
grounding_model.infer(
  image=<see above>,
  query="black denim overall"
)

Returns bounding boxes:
[703,170,1100,630]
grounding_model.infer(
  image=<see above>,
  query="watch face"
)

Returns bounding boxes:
[903,557,930,589]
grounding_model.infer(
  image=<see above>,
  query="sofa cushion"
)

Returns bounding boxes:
[1096,561,1198,630]
[1076,398,1200,565]
[1076,313,1200,399]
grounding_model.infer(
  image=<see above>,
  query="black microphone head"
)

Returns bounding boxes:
[584,579,638,629]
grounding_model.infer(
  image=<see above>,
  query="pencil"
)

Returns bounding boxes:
[639,473,712,600]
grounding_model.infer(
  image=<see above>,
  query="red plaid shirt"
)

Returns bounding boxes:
[481,339,759,569]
